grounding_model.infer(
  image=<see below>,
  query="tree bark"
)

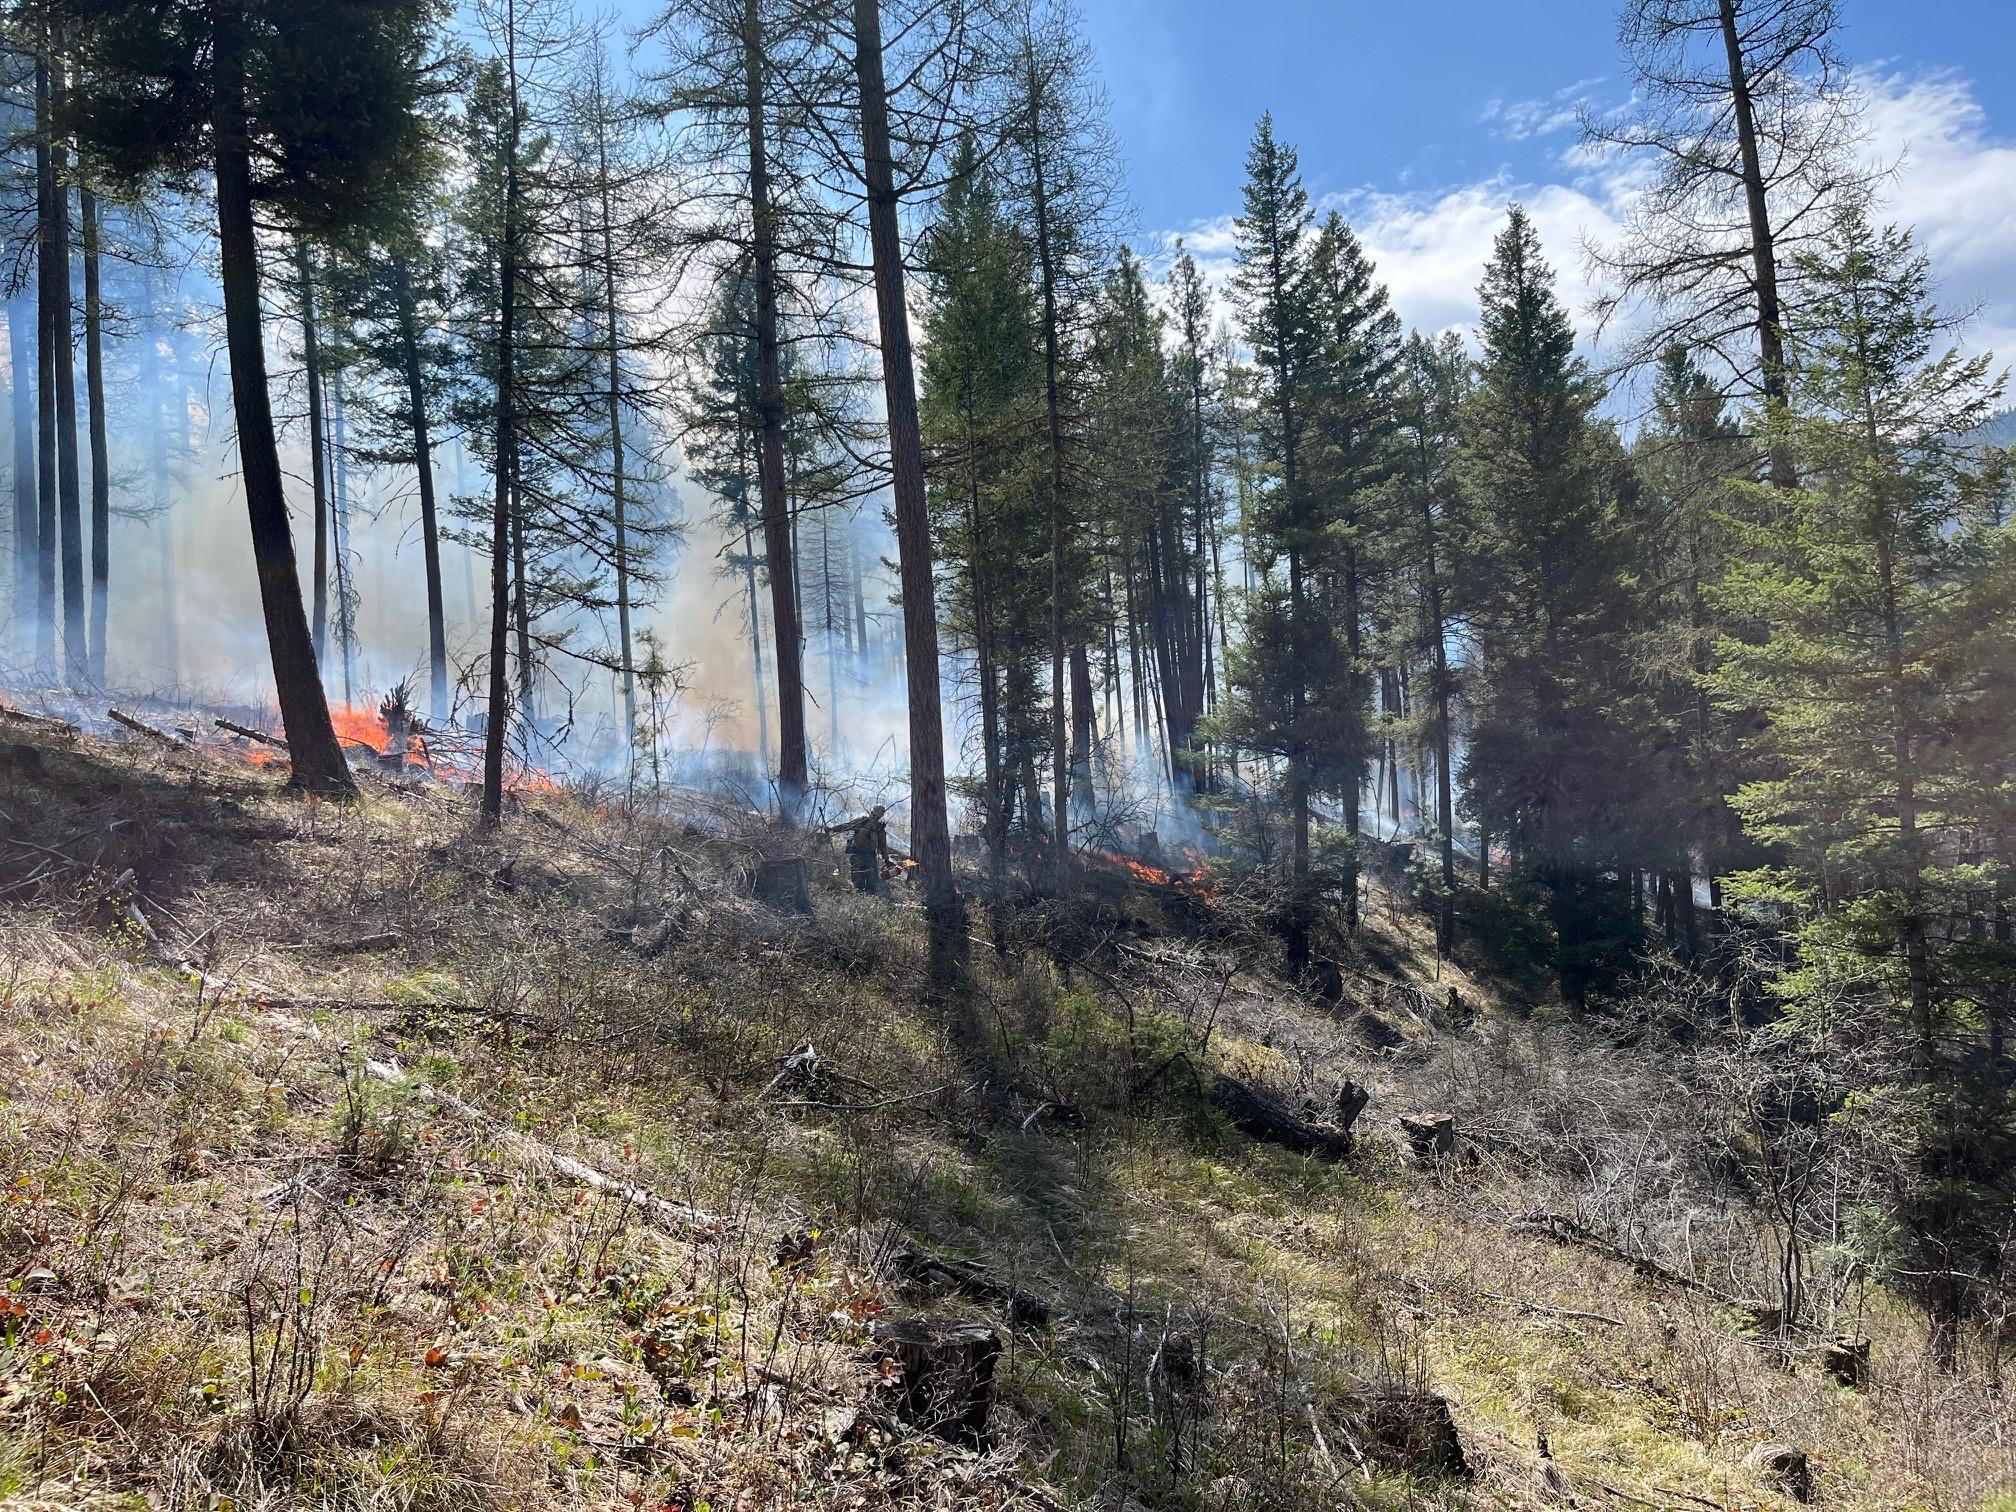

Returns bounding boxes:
[7,289,33,644]
[1022,51,1073,887]
[392,256,448,724]
[210,0,354,796]
[1716,0,1793,488]
[480,0,523,828]
[81,189,108,686]
[294,239,330,669]
[744,0,806,820]
[33,47,56,679]
[852,0,964,985]
[47,39,82,689]
[586,124,635,760]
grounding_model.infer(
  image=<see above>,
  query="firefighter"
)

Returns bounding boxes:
[829,804,891,894]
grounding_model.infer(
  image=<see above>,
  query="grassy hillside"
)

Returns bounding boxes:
[0,710,2010,1510]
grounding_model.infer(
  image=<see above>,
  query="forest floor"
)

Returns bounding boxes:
[0,703,2011,1511]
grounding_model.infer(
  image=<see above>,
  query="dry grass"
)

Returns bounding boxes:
[0,716,2010,1510]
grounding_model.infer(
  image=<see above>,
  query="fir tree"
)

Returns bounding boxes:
[1711,206,2016,1365]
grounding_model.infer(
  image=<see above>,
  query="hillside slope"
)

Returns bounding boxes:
[0,706,2009,1511]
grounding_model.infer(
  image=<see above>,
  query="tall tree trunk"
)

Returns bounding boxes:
[1418,469,1456,948]
[392,257,448,723]
[1716,0,1792,488]
[332,372,356,703]
[587,138,635,761]
[149,329,180,684]
[1340,543,1364,931]
[509,459,531,715]
[742,517,770,767]
[7,288,33,643]
[81,189,107,686]
[849,529,869,676]
[743,0,806,820]
[1021,54,1073,887]
[822,507,841,755]
[480,0,524,828]
[48,41,81,689]
[963,402,1004,900]
[33,47,55,679]
[852,0,963,985]
[295,239,330,668]
[210,0,353,796]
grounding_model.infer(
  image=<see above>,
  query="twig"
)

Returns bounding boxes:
[213,716,286,750]
[108,707,186,747]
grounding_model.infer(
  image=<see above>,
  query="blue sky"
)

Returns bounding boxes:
[1079,0,2016,364]
[1083,0,2015,236]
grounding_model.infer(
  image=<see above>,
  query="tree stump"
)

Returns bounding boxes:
[1335,1080,1371,1134]
[1311,958,1344,1004]
[753,856,812,914]
[870,1318,1001,1443]
[1744,1440,1812,1503]
[1340,1387,1470,1479]
[1822,1333,1870,1389]
[1399,1113,1456,1162]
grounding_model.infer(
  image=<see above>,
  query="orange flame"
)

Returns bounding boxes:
[208,702,563,794]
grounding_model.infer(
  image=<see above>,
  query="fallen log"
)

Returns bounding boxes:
[1513,1210,1734,1303]
[0,703,77,735]
[108,707,185,747]
[213,716,287,750]
[1210,1073,1352,1159]
[886,1240,1051,1328]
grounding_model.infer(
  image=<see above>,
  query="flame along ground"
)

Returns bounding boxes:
[2,688,562,796]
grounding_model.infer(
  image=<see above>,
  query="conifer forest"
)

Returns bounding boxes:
[0,0,2013,1507]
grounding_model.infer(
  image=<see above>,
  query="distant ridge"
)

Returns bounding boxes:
[1970,408,2016,447]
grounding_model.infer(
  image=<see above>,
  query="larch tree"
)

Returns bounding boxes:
[1586,0,1863,482]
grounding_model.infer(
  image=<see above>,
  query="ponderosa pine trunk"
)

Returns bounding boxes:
[33,47,55,678]
[743,0,806,820]
[1415,450,1456,948]
[480,2,523,829]
[82,188,107,686]
[211,0,354,796]
[295,239,330,668]
[588,154,635,760]
[852,0,963,985]
[47,42,82,690]
[1022,57,1072,887]
[391,256,447,723]
[148,321,180,684]
[9,287,35,641]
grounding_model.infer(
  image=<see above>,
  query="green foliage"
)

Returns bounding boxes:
[1711,203,2016,1350]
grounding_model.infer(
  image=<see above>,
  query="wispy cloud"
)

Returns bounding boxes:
[1153,68,2016,389]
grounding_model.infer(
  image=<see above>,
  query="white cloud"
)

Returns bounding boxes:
[1155,68,2016,391]
[1858,70,2016,368]
[1480,77,1606,142]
